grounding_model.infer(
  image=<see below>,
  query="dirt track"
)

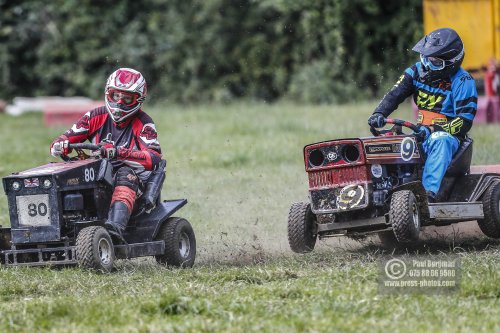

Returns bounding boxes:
[313,219,498,255]
[420,220,484,240]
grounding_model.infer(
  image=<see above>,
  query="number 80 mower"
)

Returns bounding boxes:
[0,143,196,271]
[288,118,500,252]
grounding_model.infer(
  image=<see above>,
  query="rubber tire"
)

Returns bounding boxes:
[76,226,115,272]
[155,217,196,268]
[477,180,500,238]
[287,202,317,253]
[389,190,421,243]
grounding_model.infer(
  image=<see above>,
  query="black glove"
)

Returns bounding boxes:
[414,125,431,142]
[368,113,386,128]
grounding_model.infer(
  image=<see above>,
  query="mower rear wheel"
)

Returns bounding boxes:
[287,202,317,253]
[477,180,500,238]
[76,226,115,272]
[155,217,196,268]
[389,190,421,243]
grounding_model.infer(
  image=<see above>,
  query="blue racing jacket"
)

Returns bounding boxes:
[374,62,478,138]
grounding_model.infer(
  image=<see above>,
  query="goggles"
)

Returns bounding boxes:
[420,54,446,70]
[107,89,139,106]
[420,48,465,71]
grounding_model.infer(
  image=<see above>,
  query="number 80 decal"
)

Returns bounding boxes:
[84,168,95,182]
[400,137,415,161]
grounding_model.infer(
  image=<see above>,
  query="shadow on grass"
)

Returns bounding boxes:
[343,223,500,256]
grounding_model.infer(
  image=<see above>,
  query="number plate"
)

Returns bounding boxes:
[16,194,51,226]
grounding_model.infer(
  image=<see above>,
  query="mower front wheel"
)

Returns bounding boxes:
[389,190,421,243]
[76,226,115,272]
[287,202,317,253]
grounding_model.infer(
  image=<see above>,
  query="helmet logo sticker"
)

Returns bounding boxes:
[115,71,141,89]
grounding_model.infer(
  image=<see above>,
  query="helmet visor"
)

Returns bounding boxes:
[107,89,139,106]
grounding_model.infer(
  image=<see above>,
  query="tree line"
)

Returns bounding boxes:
[0,0,422,104]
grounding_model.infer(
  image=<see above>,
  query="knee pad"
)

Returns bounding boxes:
[115,167,140,193]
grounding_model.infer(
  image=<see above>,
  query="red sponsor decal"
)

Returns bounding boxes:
[141,125,157,141]
[76,115,90,130]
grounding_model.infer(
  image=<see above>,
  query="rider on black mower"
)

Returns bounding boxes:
[50,68,162,240]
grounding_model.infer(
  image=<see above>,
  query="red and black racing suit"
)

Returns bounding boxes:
[50,106,162,214]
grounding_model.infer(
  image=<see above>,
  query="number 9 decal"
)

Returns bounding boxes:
[400,137,415,161]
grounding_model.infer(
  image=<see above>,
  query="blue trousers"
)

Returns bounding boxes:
[421,132,460,194]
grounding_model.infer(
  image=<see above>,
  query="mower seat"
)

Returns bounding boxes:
[445,137,473,176]
[130,160,167,220]
[436,138,473,201]
[141,159,167,210]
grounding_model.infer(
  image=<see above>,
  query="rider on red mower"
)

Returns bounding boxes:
[368,28,478,202]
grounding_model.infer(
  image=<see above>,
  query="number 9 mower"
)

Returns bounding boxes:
[288,118,500,252]
[0,143,196,271]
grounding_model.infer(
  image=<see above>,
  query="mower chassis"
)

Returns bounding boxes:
[0,199,187,267]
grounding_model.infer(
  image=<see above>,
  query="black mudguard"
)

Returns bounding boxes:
[122,199,187,243]
[0,227,11,251]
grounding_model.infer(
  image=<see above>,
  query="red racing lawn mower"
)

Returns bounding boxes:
[288,118,500,252]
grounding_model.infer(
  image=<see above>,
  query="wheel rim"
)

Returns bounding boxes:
[98,238,112,265]
[412,202,420,229]
[178,232,191,258]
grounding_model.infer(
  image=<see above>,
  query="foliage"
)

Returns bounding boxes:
[0,0,422,103]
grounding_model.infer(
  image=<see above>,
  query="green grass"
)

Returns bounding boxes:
[0,101,499,332]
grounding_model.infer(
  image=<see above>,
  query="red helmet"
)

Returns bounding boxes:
[105,68,147,123]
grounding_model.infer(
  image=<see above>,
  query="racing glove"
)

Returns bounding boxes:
[415,125,431,142]
[50,139,71,157]
[368,112,386,128]
[99,143,118,159]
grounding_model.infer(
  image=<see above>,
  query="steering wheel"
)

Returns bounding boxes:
[370,118,420,137]
[61,143,101,162]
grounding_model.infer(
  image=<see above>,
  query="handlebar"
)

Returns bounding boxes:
[370,117,420,137]
[385,118,420,132]
[60,143,101,162]
[68,143,100,151]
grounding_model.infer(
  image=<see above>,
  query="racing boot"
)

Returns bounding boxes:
[426,191,437,203]
[104,201,131,243]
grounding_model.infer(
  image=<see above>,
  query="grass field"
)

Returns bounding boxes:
[0,101,498,332]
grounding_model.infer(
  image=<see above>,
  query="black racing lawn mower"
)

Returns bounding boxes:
[0,143,196,271]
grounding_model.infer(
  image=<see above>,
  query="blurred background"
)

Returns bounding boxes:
[0,0,423,105]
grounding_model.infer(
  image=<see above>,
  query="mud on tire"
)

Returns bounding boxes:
[76,226,115,272]
[155,217,196,268]
[287,202,317,253]
[389,190,420,243]
[477,180,500,238]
